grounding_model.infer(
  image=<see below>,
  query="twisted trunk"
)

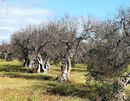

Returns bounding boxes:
[37,54,45,73]
[60,56,71,82]
[4,52,10,61]
[113,73,130,100]
[22,48,30,68]
[44,58,50,72]
[37,54,50,73]
[23,55,30,67]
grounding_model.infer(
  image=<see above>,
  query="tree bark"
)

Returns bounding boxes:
[23,55,30,67]
[66,56,71,80]
[37,54,49,73]
[22,48,30,67]
[60,56,71,82]
[44,58,50,73]
[29,59,37,68]
[4,52,9,61]
[37,54,44,73]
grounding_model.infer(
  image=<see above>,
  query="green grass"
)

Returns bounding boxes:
[0,60,130,101]
[0,60,88,101]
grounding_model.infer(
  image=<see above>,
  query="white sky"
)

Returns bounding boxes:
[0,1,51,43]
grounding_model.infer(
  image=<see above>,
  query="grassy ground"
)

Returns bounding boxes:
[0,60,130,101]
[0,60,89,101]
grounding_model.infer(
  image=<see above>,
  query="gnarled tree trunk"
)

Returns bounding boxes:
[22,48,30,68]
[23,55,30,67]
[60,56,71,82]
[4,52,9,61]
[44,58,50,73]
[37,54,50,73]
[29,59,37,68]
[113,73,130,101]
[37,54,45,73]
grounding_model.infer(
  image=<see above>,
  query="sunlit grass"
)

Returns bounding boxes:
[0,60,87,101]
[1,60,130,100]
[0,59,21,66]
[127,65,130,73]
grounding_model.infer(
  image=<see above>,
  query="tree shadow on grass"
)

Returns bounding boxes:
[47,83,97,100]
[0,64,38,73]
[71,68,86,72]
[0,64,21,72]
[2,72,53,81]
[53,68,86,73]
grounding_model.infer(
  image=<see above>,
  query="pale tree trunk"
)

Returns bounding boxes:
[44,58,50,73]
[4,52,8,61]
[60,57,68,81]
[60,56,71,82]
[37,54,49,73]
[66,56,71,80]
[29,59,36,68]
[37,54,45,73]
[3,52,12,61]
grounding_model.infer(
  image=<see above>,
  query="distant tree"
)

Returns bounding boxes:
[0,42,13,61]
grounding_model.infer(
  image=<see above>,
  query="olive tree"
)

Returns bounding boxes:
[84,8,130,100]
[28,25,52,73]
[11,28,31,67]
[47,16,89,81]
[11,25,51,72]
[0,42,13,61]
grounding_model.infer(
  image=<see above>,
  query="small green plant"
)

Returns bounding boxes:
[96,81,126,101]
[49,83,78,96]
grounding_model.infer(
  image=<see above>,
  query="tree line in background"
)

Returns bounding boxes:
[1,7,130,100]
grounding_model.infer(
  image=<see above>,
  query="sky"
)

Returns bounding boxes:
[0,0,130,43]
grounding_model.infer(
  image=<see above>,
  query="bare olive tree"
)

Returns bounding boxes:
[83,8,130,100]
[47,16,89,81]
[11,25,51,72]
[0,42,13,61]
[11,28,31,67]
[28,25,52,73]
